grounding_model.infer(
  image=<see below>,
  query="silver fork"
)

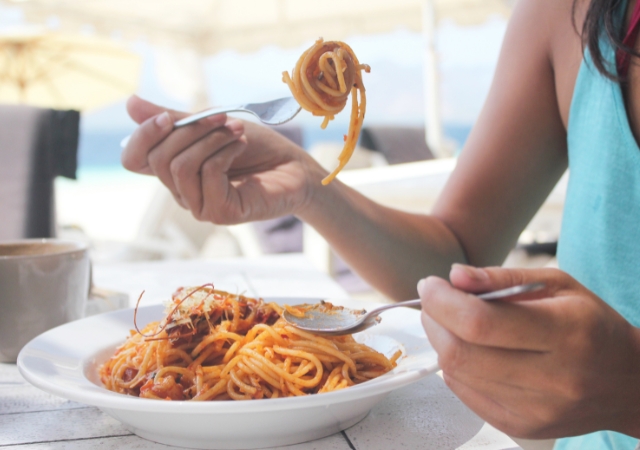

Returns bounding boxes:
[120,96,301,148]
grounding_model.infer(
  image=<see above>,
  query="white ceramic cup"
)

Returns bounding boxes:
[0,239,90,363]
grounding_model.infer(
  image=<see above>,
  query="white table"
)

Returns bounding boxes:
[0,254,523,450]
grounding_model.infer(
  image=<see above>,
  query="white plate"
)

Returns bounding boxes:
[17,298,438,449]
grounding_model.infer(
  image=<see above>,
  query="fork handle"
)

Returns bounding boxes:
[120,105,245,148]
[174,105,246,128]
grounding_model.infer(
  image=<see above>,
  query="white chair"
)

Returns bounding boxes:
[124,187,253,260]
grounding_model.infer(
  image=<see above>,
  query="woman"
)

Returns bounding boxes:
[122,0,640,447]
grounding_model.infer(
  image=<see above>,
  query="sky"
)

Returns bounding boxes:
[0,4,508,146]
[86,18,507,132]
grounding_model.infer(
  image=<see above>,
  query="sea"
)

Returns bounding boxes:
[76,123,472,172]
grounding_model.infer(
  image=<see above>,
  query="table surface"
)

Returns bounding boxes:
[1,254,522,450]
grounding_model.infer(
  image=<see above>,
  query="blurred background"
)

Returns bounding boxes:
[1,0,561,298]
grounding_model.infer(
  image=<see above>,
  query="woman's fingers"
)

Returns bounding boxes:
[442,368,597,439]
[126,95,184,125]
[195,137,250,224]
[448,264,575,299]
[123,99,314,224]
[440,372,549,439]
[418,275,570,351]
[422,310,588,417]
[421,312,551,390]
[441,372,514,429]
[122,96,193,173]
[122,95,233,193]
[122,111,176,174]
[420,266,640,439]
[146,115,235,205]
[172,124,247,214]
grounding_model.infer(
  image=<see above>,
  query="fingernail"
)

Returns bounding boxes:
[451,263,489,281]
[155,112,172,128]
[417,278,426,293]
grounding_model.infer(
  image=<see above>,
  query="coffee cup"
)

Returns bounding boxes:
[0,239,90,363]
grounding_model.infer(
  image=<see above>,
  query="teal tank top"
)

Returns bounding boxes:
[554,15,640,450]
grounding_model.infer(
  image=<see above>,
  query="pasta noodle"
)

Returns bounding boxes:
[99,285,400,401]
[283,38,370,185]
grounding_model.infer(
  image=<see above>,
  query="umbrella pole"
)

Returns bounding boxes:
[423,0,447,158]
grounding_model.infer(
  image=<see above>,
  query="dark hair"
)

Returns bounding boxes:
[577,0,640,80]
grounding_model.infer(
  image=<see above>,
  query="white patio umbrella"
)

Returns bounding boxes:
[3,0,512,155]
[0,29,141,110]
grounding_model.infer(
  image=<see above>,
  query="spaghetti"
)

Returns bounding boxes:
[99,285,400,401]
[283,38,370,185]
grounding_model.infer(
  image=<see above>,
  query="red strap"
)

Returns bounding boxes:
[617,0,640,77]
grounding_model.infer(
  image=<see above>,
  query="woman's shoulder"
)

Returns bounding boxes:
[506,0,585,125]
[506,0,583,65]
[510,0,584,50]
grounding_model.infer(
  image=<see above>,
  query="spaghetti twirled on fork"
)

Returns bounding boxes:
[283,38,370,185]
[99,285,399,401]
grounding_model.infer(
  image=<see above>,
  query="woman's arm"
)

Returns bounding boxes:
[297,0,570,297]
[122,0,570,300]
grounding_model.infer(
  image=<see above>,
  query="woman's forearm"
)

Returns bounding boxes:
[296,163,466,300]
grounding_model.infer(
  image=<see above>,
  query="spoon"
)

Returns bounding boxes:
[283,282,545,336]
[120,96,301,148]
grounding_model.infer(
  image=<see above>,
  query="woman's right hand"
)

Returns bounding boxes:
[121,95,325,224]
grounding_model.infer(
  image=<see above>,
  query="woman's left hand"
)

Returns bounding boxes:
[418,265,640,439]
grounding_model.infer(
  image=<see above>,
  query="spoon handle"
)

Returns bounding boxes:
[372,299,421,314]
[476,282,545,301]
[388,282,545,312]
